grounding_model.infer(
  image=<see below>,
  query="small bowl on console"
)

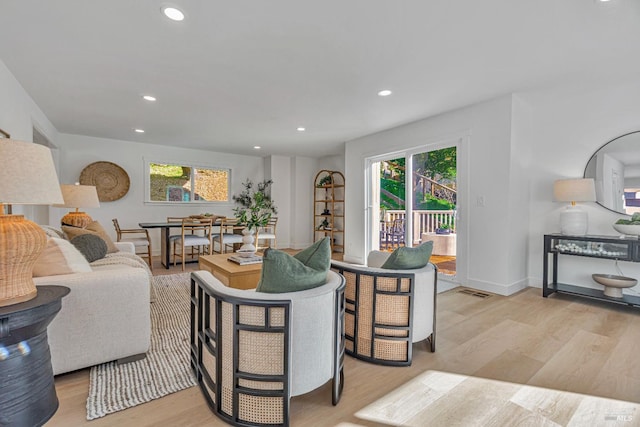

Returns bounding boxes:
[592,274,637,298]
[612,223,640,237]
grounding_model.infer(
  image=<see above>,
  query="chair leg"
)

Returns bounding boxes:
[147,244,153,271]
[173,241,176,266]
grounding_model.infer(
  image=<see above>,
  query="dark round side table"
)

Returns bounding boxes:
[0,285,70,427]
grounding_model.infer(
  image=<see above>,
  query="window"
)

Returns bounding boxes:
[148,162,229,203]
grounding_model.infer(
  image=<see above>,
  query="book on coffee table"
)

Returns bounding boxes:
[228,254,263,265]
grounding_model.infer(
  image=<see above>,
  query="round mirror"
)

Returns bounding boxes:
[584,131,640,215]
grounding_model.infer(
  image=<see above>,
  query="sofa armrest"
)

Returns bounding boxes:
[34,267,151,375]
[115,241,135,253]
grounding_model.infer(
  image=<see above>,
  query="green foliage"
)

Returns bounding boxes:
[415,194,456,210]
[317,174,333,186]
[379,148,456,211]
[150,163,187,178]
[616,212,640,225]
[232,179,278,230]
[413,147,457,180]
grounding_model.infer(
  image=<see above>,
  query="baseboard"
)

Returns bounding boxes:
[465,277,529,296]
[437,278,459,293]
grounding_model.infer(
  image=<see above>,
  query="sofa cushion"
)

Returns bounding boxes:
[381,241,433,270]
[71,234,108,262]
[32,237,93,277]
[39,225,67,240]
[62,221,118,253]
[256,237,331,293]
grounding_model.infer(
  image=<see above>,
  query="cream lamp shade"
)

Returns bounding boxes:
[54,183,100,228]
[553,178,596,236]
[0,139,64,306]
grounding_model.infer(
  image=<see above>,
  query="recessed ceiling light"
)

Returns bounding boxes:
[297,127,306,132]
[162,6,185,21]
[134,128,145,133]
[254,146,261,150]
[142,95,157,102]
[378,89,392,97]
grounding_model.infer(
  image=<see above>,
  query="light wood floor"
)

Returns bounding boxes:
[46,257,640,426]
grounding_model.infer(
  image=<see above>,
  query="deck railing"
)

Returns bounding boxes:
[383,209,455,244]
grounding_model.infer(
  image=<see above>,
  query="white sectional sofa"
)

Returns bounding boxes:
[34,241,151,375]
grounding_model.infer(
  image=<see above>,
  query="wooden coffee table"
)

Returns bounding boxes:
[198,253,263,290]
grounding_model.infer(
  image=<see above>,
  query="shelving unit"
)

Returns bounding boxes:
[543,233,640,308]
[314,170,345,255]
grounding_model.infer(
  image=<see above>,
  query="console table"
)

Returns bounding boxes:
[543,234,640,307]
[0,285,70,426]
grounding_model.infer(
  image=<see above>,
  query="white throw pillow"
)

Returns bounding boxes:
[32,237,93,277]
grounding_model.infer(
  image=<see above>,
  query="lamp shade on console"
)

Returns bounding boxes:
[553,178,596,236]
[55,183,100,228]
[0,139,64,307]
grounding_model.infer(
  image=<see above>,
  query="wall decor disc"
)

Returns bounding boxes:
[79,161,130,202]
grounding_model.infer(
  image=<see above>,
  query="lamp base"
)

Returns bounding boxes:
[560,206,588,236]
[0,215,46,307]
[61,211,93,228]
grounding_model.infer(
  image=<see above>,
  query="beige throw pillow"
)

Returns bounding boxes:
[32,237,93,277]
[62,221,118,253]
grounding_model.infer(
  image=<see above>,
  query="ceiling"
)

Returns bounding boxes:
[1,0,639,158]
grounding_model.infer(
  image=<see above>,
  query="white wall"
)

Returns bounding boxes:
[0,59,60,221]
[524,76,640,296]
[55,133,265,253]
[265,155,292,249]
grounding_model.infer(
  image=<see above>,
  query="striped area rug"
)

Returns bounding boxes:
[86,273,197,420]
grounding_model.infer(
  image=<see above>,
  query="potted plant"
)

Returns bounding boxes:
[317,174,333,187]
[233,179,278,254]
[435,223,451,235]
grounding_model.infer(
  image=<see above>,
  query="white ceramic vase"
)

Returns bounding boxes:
[239,227,257,253]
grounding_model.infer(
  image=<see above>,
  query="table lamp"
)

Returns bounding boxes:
[553,178,596,236]
[55,183,100,228]
[0,139,64,307]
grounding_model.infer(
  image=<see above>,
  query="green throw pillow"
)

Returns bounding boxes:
[381,241,433,270]
[256,237,331,293]
[70,233,108,262]
[292,237,331,270]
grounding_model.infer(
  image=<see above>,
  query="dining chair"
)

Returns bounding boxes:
[112,218,153,270]
[212,217,244,254]
[256,216,278,250]
[172,217,214,271]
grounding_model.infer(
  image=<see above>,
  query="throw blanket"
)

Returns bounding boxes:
[92,252,157,302]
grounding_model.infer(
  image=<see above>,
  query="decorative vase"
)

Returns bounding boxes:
[239,227,257,255]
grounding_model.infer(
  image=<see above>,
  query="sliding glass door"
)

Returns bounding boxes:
[367,141,459,278]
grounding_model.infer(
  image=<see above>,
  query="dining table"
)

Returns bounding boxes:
[139,219,224,269]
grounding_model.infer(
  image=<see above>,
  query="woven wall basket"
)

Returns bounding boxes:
[79,161,130,202]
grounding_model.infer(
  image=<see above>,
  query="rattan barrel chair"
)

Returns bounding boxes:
[111,218,153,270]
[331,250,437,366]
[190,270,346,426]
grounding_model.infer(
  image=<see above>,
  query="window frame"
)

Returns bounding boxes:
[144,158,232,205]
